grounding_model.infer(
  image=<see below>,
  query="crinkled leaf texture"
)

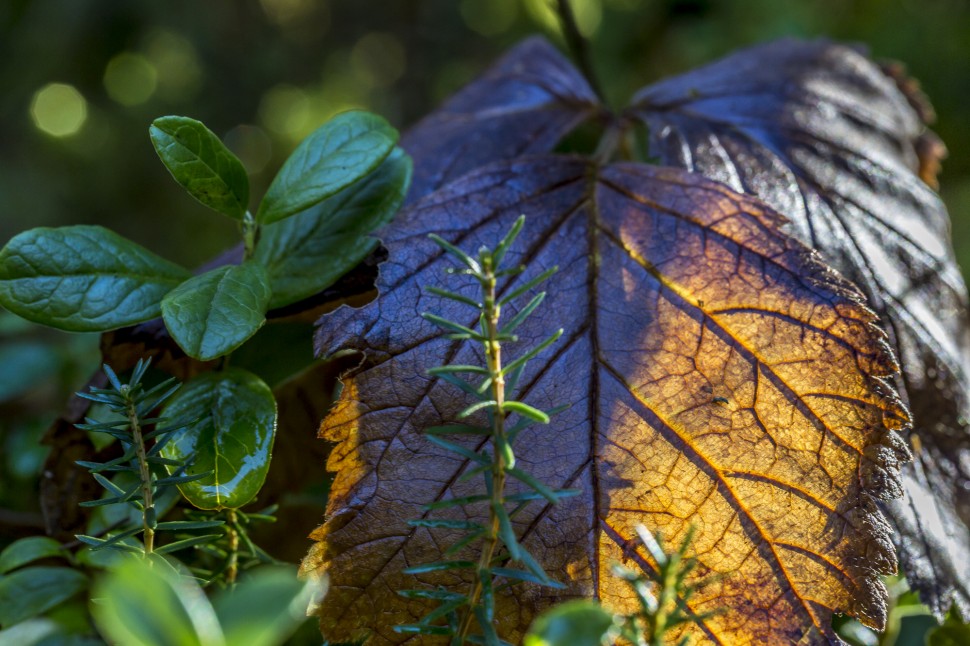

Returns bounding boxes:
[257,110,397,225]
[0,225,190,332]
[149,116,250,220]
[628,38,970,617]
[255,147,412,309]
[161,261,272,362]
[302,156,910,644]
[400,36,603,202]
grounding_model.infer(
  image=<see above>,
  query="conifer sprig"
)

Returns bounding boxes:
[396,216,579,644]
[612,526,719,646]
[73,359,223,556]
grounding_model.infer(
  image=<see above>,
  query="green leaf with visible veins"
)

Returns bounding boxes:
[160,369,277,510]
[150,116,250,219]
[0,225,190,331]
[161,261,271,361]
[256,110,397,225]
[256,146,412,308]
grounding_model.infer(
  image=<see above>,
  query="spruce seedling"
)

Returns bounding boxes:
[396,216,578,644]
[73,359,223,556]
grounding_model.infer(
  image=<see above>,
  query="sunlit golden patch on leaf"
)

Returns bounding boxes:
[302,156,910,644]
[629,38,970,617]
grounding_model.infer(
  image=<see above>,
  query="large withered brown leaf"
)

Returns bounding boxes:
[400,37,602,202]
[302,156,910,644]
[627,38,970,617]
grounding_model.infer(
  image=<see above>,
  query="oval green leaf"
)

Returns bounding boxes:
[159,368,277,510]
[0,566,87,627]
[150,116,250,220]
[523,600,616,646]
[214,566,316,646]
[255,147,412,308]
[0,226,190,331]
[91,555,223,646]
[161,261,271,361]
[256,110,398,225]
[0,537,66,574]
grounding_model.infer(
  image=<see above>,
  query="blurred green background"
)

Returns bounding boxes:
[1,1,968,644]
[2,0,969,271]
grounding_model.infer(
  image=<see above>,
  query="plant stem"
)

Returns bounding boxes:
[455,258,508,644]
[555,0,605,102]
[242,210,258,260]
[126,391,155,555]
[226,509,239,585]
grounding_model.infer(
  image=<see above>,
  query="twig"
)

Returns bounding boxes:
[555,0,606,101]
[455,250,509,643]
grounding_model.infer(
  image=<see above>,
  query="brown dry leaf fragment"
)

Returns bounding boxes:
[302,156,910,644]
[400,37,603,202]
[628,38,970,618]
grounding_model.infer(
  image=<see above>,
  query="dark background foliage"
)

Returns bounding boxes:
[3,0,969,269]
[1,1,968,643]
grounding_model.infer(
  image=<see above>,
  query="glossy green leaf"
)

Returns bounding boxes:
[161,262,271,361]
[159,369,276,510]
[90,555,223,646]
[523,600,615,646]
[255,147,411,308]
[256,110,397,224]
[0,537,66,574]
[0,566,87,627]
[213,567,316,646]
[150,116,250,219]
[0,226,190,331]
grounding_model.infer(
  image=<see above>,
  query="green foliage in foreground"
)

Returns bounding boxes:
[0,108,411,644]
[0,110,410,362]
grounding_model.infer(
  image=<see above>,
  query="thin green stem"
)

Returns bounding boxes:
[125,389,155,555]
[455,258,509,644]
[226,509,240,585]
[555,0,605,102]
[242,210,258,260]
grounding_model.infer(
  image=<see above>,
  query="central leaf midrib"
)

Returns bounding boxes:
[159,133,244,212]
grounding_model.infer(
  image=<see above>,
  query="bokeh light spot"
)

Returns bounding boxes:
[525,0,602,37]
[460,0,518,36]
[260,0,315,26]
[30,83,88,137]
[350,33,406,89]
[103,52,158,106]
[259,85,311,138]
[145,31,204,102]
[224,125,273,175]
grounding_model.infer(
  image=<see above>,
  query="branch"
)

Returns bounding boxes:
[555,0,606,102]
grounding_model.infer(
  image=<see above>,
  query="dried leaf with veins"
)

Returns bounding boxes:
[301,156,910,644]
[400,36,602,203]
[627,38,970,617]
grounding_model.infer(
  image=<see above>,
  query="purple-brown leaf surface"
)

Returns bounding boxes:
[400,37,602,203]
[302,156,909,644]
[628,38,970,617]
